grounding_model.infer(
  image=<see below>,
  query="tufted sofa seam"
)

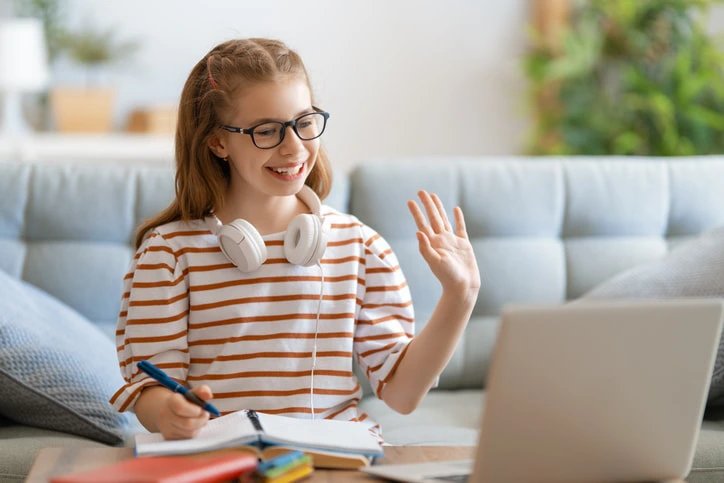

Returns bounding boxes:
[17,165,34,278]
[130,168,142,247]
[663,163,673,238]
[560,162,570,302]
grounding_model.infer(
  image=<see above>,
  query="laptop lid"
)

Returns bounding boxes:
[472,299,723,483]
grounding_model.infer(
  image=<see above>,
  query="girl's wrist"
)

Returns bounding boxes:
[440,284,479,309]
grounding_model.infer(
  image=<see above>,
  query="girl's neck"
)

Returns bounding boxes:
[216,188,308,236]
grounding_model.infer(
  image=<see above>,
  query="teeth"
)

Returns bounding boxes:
[271,165,303,175]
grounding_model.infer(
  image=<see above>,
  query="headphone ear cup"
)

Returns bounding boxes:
[217,219,267,272]
[284,214,327,267]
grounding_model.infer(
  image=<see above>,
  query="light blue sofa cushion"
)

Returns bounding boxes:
[0,269,128,444]
[0,162,349,336]
[583,227,724,406]
[562,161,668,236]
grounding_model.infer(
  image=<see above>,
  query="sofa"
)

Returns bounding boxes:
[2,156,724,482]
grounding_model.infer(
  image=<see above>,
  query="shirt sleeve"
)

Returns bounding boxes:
[354,225,415,399]
[109,231,190,412]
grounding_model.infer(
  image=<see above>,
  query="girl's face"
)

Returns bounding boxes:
[209,78,320,200]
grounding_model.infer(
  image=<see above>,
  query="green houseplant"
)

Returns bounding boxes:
[57,25,139,87]
[525,0,724,155]
[12,0,141,132]
[50,24,139,132]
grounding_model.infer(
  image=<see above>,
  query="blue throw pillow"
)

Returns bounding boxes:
[0,269,128,444]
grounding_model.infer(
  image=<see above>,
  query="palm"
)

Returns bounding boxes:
[408,191,481,294]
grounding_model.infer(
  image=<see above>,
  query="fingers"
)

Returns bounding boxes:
[169,393,206,418]
[419,191,445,233]
[192,384,214,401]
[169,410,209,437]
[408,190,451,236]
[416,231,441,265]
[408,200,434,238]
[410,191,465,238]
[162,393,210,440]
[453,206,469,240]
[431,194,452,231]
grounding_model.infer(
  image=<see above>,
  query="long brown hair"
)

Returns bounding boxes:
[135,38,333,249]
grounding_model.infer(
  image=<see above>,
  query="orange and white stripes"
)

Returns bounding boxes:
[110,208,414,437]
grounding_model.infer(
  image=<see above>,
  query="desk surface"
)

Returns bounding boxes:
[25,445,690,483]
[25,446,476,483]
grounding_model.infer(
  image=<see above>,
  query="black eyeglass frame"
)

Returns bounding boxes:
[220,106,330,149]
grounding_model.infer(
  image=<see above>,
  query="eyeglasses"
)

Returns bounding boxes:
[220,107,330,149]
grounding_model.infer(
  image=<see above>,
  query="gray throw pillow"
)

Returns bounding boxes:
[582,227,724,406]
[0,269,128,444]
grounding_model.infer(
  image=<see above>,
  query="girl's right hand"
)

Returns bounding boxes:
[158,385,213,440]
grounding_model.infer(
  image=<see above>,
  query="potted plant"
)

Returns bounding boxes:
[51,24,139,132]
[524,0,724,155]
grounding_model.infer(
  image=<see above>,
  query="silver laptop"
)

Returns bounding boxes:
[363,299,724,483]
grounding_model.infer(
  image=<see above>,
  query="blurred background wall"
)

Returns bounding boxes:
[3,0,531,172]
[2,0,724,172]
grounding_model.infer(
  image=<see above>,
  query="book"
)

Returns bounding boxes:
[134,410,383,469]
[231,443,369,470]
[259,453,311,478]
[262,462,313,483]
[255,451,313,483]
[50,453,257,483]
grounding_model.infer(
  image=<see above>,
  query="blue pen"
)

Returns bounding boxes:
[137,360,221,417]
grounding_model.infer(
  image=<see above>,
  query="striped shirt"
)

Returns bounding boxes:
[110,207,415,436]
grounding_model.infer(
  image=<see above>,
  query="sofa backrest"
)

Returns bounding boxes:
[350,157,724,389]
[0,163,176,338]
[3,157,724,390]
[0,162,348,339]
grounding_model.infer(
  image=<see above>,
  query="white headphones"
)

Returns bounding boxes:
[206,185,327,419]
[206,185,328,272]
[207,185,327,418]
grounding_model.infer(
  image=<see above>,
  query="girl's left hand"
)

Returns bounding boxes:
[408,191,481,300]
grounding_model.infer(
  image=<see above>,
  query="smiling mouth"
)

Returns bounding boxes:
[268,164,304,176]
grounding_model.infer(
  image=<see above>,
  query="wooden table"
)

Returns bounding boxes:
[26,446,475,482]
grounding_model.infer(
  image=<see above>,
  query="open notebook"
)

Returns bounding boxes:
[135,410,384,469]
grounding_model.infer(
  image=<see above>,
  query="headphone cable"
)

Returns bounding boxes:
[310,261,324,421]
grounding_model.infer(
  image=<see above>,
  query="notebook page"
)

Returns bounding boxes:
[135,411,258,456]
[257,412,383,456]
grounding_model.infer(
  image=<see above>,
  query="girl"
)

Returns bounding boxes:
[111,38,480,440]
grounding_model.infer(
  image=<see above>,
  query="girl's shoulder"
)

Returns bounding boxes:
[150,218,210,238]
[140,218,214,252]
[320,206,381,243]
[321,205,365,233]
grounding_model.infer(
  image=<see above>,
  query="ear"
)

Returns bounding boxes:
[207,134,228,159]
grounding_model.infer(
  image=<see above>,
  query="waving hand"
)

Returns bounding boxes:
[408,190,481,298]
